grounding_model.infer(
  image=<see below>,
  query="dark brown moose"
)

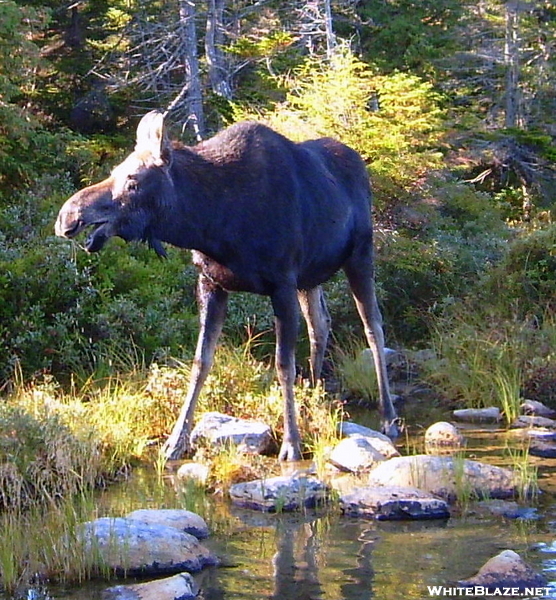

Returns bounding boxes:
[55,111,399,461]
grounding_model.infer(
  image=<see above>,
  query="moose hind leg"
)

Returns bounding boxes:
[344,250,399,439]
[272,286,303,461]
[163,275,228,460]
[298,286,331,385]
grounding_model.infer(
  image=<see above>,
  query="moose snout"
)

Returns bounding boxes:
[55,205,80,238]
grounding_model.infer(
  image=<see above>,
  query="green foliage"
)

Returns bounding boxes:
[424,224,556,411]
[480,224,556,318]
[353,0,463,75]
[238,46,445,204]
[0,210,199,383]
[0,402,101,509]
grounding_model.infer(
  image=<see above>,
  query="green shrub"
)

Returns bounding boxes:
[0,403,101,509]
[480,224,556,317]
[235,44,445,208]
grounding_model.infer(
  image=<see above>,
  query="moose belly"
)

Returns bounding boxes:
[192,251,271,294]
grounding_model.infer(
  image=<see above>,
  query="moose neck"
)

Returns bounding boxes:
[151,149,235,264]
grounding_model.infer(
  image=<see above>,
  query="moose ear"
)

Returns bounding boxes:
[135,111,171,166]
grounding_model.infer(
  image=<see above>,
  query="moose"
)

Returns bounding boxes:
[55,111,400,461]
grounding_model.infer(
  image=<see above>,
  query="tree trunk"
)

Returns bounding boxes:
[504,1,521,129]
[205,0,232,99]
[178,0,205,140]
[323,0,336,60]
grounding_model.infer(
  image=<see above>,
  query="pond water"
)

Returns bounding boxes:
[33,427,556,600]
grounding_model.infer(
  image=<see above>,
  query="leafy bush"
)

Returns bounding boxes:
[0,213,200,383]
[423,223,556,410]
[480,224,556,318]
[235,45,445,207]
[0,403,101,509]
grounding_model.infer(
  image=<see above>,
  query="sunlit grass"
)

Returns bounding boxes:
[0,492,108,597]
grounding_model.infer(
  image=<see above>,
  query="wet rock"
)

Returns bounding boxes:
[103,572,197,600]
[458,549,547,591]
[328,435,387,473]
[191,412,272,454]
[367,455,515,501]
[529,440,556,458]
[520,399,556,418]
[511,415,556,429]
[229,473,329,512]
[340,485,450,520]
[176,462,210,485]
[338,422,400,459]
[472,499,529,519]
[126,509,209,539]
[424,421,464,451]
[79,517,218,576]
[452,407,501,423]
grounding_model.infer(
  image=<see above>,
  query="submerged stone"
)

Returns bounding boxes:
[191,412,273,454]
[471,499,535,519]
[103,572,197,600]
[452,407,501,423]
[458,549,547,592]
[229,473,329,512]
[340,485,450,520]
[79,517,218,576]
[367,455,515,501]
[511,415,556,429]
[529,439,556,458]
[126,509,209,539]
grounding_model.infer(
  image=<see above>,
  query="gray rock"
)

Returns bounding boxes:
[520,399,556,418]
[229,474,329,512]
[424,421,464,449]
[191,412,272,454]
[340,485,450,520]
[328,436,387,473]
[79,517,218,576]
[512,414,556,429]
[452,407,501,423]
[472,499,523,519]
[103,572,197,600]
[367,455,515,501]
[176,462,210,485]
[338,422,400,458]
[126,509,209,539]
[458,549,547,592]
[529,440,556,458]
[472,500,538,520]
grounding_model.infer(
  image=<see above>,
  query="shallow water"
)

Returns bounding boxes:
[25,428,556,600]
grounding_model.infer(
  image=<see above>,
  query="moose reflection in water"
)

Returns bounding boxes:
[194,513,376,600]
[55,111,399,461]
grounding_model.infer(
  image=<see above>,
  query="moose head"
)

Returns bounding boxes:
[55,111,173,256]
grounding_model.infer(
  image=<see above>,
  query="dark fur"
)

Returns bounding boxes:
[56,112,399,460]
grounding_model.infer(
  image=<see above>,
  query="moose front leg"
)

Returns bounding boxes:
[163,275,228,460]
[272,286,303,461]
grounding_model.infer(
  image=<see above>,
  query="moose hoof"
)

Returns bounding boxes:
[278,440,303,462]
[162,437,193,461]
[382,418,403,442]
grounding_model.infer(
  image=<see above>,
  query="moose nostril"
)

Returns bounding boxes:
[55,215,82,238]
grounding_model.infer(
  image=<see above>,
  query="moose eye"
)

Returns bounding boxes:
[125,177,138,193]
